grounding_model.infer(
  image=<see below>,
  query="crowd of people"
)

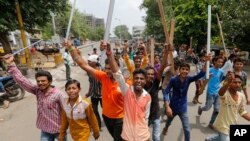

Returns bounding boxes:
[1,39,249,141]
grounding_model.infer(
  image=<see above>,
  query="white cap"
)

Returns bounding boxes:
[87,55,99,63]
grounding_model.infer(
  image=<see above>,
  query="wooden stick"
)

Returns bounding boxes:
[216,13,228,60]
[66,0,77,39]
[190,37,193,49]
[168,19,175,73]
[206,5,211,79]
[157,0,170,43]
[169,19,175,44]
[150,38,155,66]
[157,0,175,73]
[104,0,115,42]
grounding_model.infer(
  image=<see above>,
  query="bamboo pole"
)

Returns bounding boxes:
[66,0,77,39]
[157,0,170,43]
[157,0,175,73]
[216,13,228,60]
[206,5,211,79]
[104,0,115,42]
[150,38,155,66]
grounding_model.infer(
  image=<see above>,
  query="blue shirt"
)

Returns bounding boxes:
[207,67,224,95]
[163,71,205,113]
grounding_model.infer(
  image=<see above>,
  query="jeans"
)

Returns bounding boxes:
[0,76,13,92]
[64,64,71,80]
[201,94,220,124]
[205,132,229,141]
[91,97,102,128]
[102,114,123,141]
[40,131,67,141]
[165,112,190,141]
[148,118,160,141]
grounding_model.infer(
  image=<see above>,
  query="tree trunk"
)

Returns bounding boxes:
[0,32,12,54]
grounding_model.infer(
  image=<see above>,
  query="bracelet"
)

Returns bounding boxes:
[69,47,75,53]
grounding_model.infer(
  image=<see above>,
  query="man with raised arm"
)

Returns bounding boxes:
[3,54,67,141]
[64,40,124,141]
[106,43,151,141]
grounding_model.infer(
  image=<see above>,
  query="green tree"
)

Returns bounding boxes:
[114,25,132,40]
[220,0,250,51]
[0,0,66,53]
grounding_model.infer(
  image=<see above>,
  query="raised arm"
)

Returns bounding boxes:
[3,54,37,94]
[63,40,96,77]
[140,43,149,69]
[106,43,128,95]
[106,43,119,73]
[123,43,134,72]
[156,44,171,80]
[218,71,234,96]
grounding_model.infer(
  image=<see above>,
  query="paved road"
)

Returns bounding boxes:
[0,44,249,141]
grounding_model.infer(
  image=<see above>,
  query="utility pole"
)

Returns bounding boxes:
[15,0,31,67]
[51,13,56,35]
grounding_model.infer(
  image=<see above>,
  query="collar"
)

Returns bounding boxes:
[131,86,147,97]
[66,95,83,106]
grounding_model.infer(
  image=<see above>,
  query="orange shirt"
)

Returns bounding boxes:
[95,70,124,119]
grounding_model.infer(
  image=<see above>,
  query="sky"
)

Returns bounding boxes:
[69,0,146,36]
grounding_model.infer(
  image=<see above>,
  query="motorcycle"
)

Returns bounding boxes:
[0,77,25,107]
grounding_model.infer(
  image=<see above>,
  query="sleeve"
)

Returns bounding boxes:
[94,70,106,82]
[7,65,38,95]
[113,70,129,96]
[163,77,174,102]
[124,54,134,73]
[85,101,100,139]
[140,55,149,69]
[58,109,69,141]
[145,94,151,123]
[189,70,206,82]
[239,93,248,116]
[242,72,247,89]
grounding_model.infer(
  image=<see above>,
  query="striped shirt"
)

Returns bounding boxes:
[8,65,65,133]
[88,75,102,98]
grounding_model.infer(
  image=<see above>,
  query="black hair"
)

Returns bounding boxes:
[133,69,147,78]
[233,57,244,64]
[179,63,190,70]
[212,56,224,64]
[145,66,155,71]
[35,70,53,82]
[234,74,243,82]
[105,58,120,67]
[65,79,81,89]
[228,54,236,60]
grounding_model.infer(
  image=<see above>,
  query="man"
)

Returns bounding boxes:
[162,62,208,141]
[198,57,225,129]
[205,73,250,141]
[63,49,71,81]
[64,40,124,141]
[123,42,148,80]
[85,54,102,130]
[3,54,67,141]
[106,44,151,141]
[144,45,171,141]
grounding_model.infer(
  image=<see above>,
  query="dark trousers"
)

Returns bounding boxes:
[65,64,71,80]
[102,114,123,141]
[91,97,102,128]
